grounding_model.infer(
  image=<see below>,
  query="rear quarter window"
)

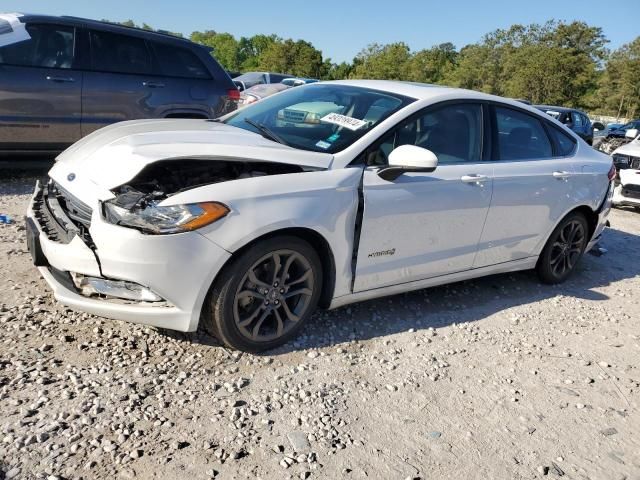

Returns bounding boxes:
[547,126,577,156]
[151,42,211,79]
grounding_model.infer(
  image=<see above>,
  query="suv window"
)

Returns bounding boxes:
[547,126,577,156]
[90,30,151,75]
[0,23,74,69]
[369,103,483,166]
[495,107,552,160]
[151,42,211,79]
[572,112,584,127]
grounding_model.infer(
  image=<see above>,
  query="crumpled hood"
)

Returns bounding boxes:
[613,138,640,158]
[49,119,333,204]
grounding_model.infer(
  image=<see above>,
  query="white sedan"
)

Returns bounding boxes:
[26,80,615,351]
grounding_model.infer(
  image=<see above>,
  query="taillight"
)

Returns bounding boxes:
[607,163,616,181]
[227,88,241,101]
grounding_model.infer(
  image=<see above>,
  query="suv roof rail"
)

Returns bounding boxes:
[60,15,185,41]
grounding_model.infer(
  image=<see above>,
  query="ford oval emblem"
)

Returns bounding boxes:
[67,173,76,182]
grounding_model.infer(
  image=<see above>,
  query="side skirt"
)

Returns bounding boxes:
[329,256,538,310]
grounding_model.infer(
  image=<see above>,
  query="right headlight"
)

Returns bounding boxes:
[103,200,229,235]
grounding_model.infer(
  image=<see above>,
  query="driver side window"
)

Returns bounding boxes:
[367,103,483,166]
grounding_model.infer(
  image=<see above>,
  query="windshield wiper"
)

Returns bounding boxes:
[244,118,290,147]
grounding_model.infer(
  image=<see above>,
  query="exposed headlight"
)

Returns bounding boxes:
[103,201,229,234]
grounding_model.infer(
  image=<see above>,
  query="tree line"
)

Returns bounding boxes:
[113,19,640,119]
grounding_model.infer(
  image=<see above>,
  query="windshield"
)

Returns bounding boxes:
[223,83,414,153]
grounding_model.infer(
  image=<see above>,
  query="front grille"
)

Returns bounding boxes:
[52,181,92,228]
[282,109,306,122]
[614,154,640,169]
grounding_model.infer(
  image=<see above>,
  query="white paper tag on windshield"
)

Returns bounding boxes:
[321,113,368,131]
[0,13,30,48]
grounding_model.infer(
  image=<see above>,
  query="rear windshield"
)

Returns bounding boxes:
[223,83,414,153]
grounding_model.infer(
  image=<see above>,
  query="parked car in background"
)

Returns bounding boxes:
[535,105,594,145]
[611,129,640,209]
[239,83,290,107]
[0,13,239,155]
[281,77,319,87]
[233,71,295,91]
[607,119,640,139]
[26,80,614,352]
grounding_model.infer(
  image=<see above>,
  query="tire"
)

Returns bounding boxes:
[536,212,589,284]
[205,235,322,352]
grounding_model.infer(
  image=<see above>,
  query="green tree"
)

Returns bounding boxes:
[350,43,411,80]
[408,43,458,84]
[595,37,640,118]
[190,31,240,70]
[258,39,323,77]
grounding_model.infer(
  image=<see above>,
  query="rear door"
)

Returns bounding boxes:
[82,29,158,135]
[0,20,82,150]
[473,105,578,268]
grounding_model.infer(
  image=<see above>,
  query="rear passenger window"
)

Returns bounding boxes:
[547,127,577,156]
[151,43,210,79]
[495,107,552,160]
[90,30,151,75]
[0,23,74,69]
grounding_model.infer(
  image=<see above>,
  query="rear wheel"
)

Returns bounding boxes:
[536,212,589,284]
[205,236,322,352]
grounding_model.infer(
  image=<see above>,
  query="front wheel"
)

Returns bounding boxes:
[536,212,589,284]
[205,236,322,352]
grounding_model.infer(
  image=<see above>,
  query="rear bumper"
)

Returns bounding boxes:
[27,181,232,332]
[586,181,614,252]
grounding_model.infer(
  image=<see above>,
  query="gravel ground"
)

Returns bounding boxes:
[1,165,639,480]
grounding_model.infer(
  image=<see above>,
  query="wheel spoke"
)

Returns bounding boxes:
[285,269,311,287]
[248,270,270,290]
[238,305,265,327]
[279,253,297,284]
[237,289,265,301]
[251,309,271,340]
[281,300,300,323]
[274,308,284,337]
[271,253,282,285]
[285,288,313,299]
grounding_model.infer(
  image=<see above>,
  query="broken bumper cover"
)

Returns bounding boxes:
[585,181,614,253]
[27,181,232,332]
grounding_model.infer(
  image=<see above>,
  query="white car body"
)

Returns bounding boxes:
[611,135,640,208]
[26,80,613,334]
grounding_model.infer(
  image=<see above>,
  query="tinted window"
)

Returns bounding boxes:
[0,23,74,69]
[152,42,210,79]
[547,126,577,156]
[495,107,552,160]
[572,112,583,127]
[90,30,151,75]
[368,103,483,166]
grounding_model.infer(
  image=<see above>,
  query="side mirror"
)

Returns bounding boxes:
[593,122,605,131]
[233,80,245,92]
[378,145,438,181]
[625,128,639,139]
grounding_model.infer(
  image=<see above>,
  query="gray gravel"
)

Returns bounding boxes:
[1,166,639,479]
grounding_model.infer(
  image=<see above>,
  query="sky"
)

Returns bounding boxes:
[3,0,638,63]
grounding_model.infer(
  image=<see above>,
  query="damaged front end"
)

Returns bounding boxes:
[102,159,307,234]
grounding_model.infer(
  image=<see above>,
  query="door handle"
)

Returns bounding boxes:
[143,81,165,88]
[46,75,75,83]
[552,171,571,179]
[461,174,489,184]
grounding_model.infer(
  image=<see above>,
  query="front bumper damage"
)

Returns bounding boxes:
[612,169,640,208]
[26,180,231,332]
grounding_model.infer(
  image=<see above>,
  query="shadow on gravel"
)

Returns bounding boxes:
[0,157,52,196]
[181,225,640,354]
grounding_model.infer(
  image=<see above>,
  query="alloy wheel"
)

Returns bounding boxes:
[549,220,586,277]
[233,249,315,342]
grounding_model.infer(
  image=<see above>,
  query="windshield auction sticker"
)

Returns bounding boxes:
[0,13,29,48]
[321,113,368,131]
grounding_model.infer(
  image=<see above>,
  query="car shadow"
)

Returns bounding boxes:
[166,224,640,355]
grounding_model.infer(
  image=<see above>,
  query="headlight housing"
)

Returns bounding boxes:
[103,200,229,234]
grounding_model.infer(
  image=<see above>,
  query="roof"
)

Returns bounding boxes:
[16,13,194,45]
[328,80,544,110]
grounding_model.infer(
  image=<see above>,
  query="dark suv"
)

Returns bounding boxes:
[0,13,239,154]
[534,105,594,145]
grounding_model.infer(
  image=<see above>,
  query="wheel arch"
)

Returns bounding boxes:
[536,204,598,257]
[212,227,337,309]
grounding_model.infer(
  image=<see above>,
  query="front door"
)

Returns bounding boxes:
[354,102,493,292]
[0,21,81,149]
